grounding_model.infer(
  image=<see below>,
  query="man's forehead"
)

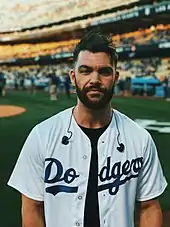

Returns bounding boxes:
[76,51,112,67]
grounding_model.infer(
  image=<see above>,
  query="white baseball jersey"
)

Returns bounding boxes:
[7,107,167,227]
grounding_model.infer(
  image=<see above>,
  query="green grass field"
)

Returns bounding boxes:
[0,91,170,227]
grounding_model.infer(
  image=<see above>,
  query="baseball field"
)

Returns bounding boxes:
[0,91,170,227]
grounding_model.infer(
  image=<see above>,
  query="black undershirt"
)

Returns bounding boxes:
[79,123,109,227]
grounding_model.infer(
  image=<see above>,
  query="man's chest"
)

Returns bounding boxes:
[43,144,143,197]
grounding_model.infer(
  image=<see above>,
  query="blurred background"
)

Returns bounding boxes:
[0,0,170,226]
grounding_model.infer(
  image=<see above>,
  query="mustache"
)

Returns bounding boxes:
[84,86,105,92]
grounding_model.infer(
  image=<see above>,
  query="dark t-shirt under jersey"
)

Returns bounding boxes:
[79,123,109,227]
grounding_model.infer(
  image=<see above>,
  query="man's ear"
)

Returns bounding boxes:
[114,71,119,85]
[69,69,76,86]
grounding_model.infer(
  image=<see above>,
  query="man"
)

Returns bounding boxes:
[49,72,60,101]
[8,32,167,227]
[64,74,71,98]
[0,72,6,97]
[161,75,168,99]
[166,75,170,101]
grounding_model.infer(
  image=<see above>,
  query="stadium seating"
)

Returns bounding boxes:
[0,24,169,61]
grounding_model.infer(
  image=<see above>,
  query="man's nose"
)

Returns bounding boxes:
[89,71,101,84]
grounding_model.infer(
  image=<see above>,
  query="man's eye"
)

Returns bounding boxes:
[98,68,113,76]
[80,69,91,75]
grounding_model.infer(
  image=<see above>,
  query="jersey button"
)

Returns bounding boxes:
[76,221,81,226]
[83,155,87,159]
[78,195,82,200]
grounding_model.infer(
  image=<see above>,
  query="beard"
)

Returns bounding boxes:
[75,79,114,110]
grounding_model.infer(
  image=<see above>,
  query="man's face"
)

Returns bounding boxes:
[70,51,119,110]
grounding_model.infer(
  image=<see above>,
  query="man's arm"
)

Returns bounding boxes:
[22,195,45,227]
[136,199,163,227]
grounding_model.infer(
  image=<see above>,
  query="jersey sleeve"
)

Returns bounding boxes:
[7,126,45,201]
[136,132,167,201]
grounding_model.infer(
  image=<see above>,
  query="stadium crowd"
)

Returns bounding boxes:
[0,57,170,100]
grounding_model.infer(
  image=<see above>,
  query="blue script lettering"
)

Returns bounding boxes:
[44,158,79,195]
[44,157,143,196]
[98,157,143,195]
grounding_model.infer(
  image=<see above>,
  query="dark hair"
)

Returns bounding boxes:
[73,31,118,66]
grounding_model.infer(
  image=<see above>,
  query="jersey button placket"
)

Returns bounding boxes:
[83,142,90,160]
[101,140,106,157]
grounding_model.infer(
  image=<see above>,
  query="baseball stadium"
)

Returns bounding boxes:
[0,0,170,226]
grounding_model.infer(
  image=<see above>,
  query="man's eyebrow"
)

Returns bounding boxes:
[98,66,113,70]
[78,65,92,70]
[78,65,113,70]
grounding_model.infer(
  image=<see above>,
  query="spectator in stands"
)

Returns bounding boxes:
[49,73,60,101]
[64,74,71,98]
[14,76,19,90]
[124,76,132,96]
[161,76,169,99]
[20,75,25,90]
[30,75,37,94]
[0,72,6,97]
[59,75,65,93]
[166,75,170,102]
[117,78,125,96]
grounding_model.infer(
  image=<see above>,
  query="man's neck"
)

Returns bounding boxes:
[73,103,112,129]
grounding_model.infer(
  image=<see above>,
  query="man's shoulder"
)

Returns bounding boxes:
[35,107,73,131]
[114,109,149,138]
